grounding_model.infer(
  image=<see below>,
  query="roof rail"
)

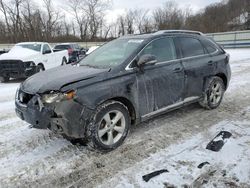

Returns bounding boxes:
[153,30,204,36]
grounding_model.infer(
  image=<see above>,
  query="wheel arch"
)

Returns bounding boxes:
[203,73,228,92]
[37,63,45,70]
[215,73,228,89]
[100,97,137,125]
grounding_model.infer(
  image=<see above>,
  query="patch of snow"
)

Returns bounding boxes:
[0,138,71,177]
[0,101,15,113]
[99,121,250,187]
[226,49,250,62]
[0,117,20,128]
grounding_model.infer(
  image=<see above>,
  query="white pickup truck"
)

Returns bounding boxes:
[0,42,69,82]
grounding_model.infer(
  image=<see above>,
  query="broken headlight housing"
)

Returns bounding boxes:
[41,91,76,104]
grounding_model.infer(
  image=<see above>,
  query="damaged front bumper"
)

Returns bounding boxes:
[15,89,94,138]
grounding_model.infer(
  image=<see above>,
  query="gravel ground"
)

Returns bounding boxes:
[0,49,250,188]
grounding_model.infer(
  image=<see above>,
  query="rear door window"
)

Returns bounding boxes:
[43,44,52,54]
[179,37,205,58]
[140,37,177,62]
[54,45,70,50]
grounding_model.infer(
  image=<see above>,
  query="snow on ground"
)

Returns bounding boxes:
[100,120,250,188]
[0,49,250,188]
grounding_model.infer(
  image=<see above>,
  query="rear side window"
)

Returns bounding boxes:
[179,37,205,58]
[43,44,51,53]
[54,45,70,50]
[202,39,217,54]
[141,37,177,62]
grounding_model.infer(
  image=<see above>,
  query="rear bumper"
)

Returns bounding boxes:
[15,91,94,138]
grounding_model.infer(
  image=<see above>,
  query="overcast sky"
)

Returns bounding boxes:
[1,0,222,24]
[104,0,222,23]
[112,0,221,11]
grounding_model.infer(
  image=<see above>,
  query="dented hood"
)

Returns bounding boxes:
[21,64,109,94]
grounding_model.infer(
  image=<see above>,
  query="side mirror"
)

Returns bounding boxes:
[43,50,51,54]
[137,54,157,67]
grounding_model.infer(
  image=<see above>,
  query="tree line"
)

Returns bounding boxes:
[0,0,249,43]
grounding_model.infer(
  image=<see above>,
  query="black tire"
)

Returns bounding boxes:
[199,76,225,110]
[87,100,131,152]
[36,64,44,73]
[61,57,67,65]
[0,76,9,83]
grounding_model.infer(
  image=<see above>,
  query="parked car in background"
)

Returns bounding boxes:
[0,42,69,82]
[86,46,100,55]
[53,43,86,63]
[15,30,231,151]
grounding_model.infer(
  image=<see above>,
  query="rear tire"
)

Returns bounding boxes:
[0,76,9,83]
[87,100,130,152]
[199,76,225,110]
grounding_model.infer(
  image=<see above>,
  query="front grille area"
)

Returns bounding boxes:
[0,60,26,72]
[18,90,34,104]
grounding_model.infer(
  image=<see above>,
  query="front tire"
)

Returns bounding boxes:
[199,76,225,110]
[87,101,130,152]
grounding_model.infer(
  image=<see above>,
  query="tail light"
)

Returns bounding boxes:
[68,48,73,55]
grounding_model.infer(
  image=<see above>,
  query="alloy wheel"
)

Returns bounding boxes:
[209,82,223,105]
[98,110,126,146]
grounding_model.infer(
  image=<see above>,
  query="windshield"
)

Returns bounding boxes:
[80,38,144,68]
[16,44,42,52]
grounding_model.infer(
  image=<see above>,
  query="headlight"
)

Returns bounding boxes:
[25,61,35,67]
[41,91,76,104]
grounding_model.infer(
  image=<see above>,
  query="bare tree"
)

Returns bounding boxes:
[0,0,12,41]
[84,0,111,39]
[0,0,250,43]
[125,10,135,34]
[40,0,60,40]
[117,15,125,36]
[153,1,185,30]
[67,0,88,40]
[133,9,151,34]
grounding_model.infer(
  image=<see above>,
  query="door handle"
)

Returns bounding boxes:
[173,67,182,73]
[208,61,214,65]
